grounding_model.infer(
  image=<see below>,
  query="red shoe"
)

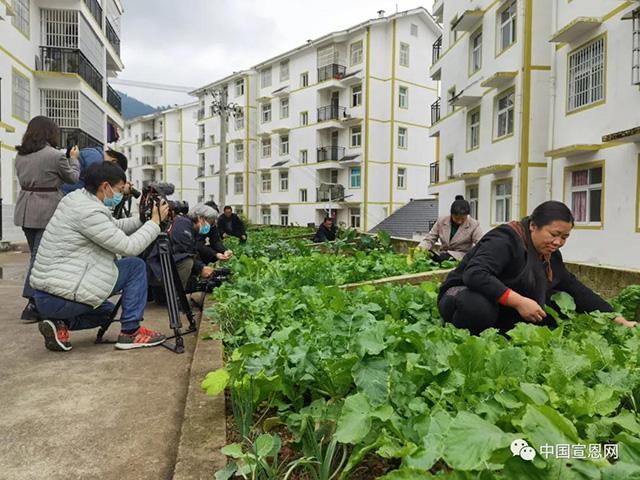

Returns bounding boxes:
[38,320,72,352]
[114,326,166,350]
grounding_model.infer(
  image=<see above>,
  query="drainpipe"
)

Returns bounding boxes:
[513,0,527,220]
[545,0,559,200]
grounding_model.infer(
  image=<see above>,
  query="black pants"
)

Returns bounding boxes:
[22,227,44,300]
[197,244,218,265]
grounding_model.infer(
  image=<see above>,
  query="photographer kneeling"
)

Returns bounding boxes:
[30,162,169,352]
[148,203,218,299]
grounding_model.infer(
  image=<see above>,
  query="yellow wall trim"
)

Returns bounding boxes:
[518,0,534,218]
[370,75,438,92]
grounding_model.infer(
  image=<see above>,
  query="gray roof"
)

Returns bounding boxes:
[369,198,439,238]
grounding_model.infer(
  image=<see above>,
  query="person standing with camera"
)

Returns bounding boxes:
[30,161,170,352]
[14,116,81,323]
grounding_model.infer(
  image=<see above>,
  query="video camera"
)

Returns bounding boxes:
[139,182,189,229]
[186,267,232,294]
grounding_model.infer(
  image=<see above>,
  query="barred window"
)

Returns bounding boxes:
[567,37,605,112]
[632,9,640,85]
[12,0,30,37]
[12,69,30,121]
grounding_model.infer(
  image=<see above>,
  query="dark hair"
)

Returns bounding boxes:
[105,149,128,172]
[323,216,333,223]
[529,201,574,228]
[450,195,471,215]
[84,161,127,194]
[205,200,219,213]
[16,116,61,155]
[223,205,232,211]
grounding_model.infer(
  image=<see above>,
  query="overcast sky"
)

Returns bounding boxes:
[117,0,432,107]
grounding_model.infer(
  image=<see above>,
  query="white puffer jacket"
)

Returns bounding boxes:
[30,189,160,307]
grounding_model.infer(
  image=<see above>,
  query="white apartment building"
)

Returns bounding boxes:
[0,0,124,239]
[119,102,199,205]
[428,0,640,270]
[191,8,441,230]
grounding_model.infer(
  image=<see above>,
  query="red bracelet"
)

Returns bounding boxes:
[498,289,512,305]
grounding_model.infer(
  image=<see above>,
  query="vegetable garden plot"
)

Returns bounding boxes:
[202,228,640,479]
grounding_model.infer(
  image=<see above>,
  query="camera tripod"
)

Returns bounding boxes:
[95,232,198,354]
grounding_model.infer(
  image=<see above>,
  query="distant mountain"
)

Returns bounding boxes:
[118,91,159,120]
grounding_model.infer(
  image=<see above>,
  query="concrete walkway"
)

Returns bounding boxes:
[0,250,197,480]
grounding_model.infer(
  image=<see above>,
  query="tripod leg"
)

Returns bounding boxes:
[157,235,185,353]
[95,297,122,344]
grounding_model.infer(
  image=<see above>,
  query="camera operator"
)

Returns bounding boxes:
[197,201,233,265]
[148,203,219,296]
[30,161,170,352]
[217,206,247,244]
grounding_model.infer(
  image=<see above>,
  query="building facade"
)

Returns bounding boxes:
[0,0,124,239]
[119,102,199,205]
[429,0,640,269]
[192,8,441,230]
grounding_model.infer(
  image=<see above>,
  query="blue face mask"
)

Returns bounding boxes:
[199,223,211,235]
[103,184,123,208]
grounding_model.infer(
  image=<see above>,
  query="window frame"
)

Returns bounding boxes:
[564,160,605,228]
[261,102,272,123]
[398,85,409,109]
[469,27,483,75]
[493,87,515,141]
[350,126,362,148]
[280,60,290,82]
[300,149,308,164]
[261,138,271,157]
[261,172,272,193]
[280,97,289,119]
[397,167,407,189]
[279,171,289,191]
[566,34,607,114]
[300,188,308,202]
[234,174,244,195]
[350,40,363,66]
[399,42,410,67]
[280,135,289,156]
[262,208,271,225]
[349,166,361,189]
[466,184,479,219]
[300,71,309,87]
[467,107,481,151]
[351,84,362,107]
[397,126,408,149]
[349,207,361,228]
[492,179,512,224]
[12,67,30,123]
[11,0,30,38]
[235,78,245,97]
[300,111,309,126]
[497,0,517,55]
[279,208,289,226]
[261,67,272,89]
[234,142,244,162]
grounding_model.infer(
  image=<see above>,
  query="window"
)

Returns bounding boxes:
[225,177,229,195]
[568,165,603,224]
[633,9,640,85]
[261,138,271,157]
[399,42,410,67]
[350,126,362,147]
[280,208,289,226]
[300,72,309,87]
[467,107,480,150]
[235,143,244,162]
[300,188,308,202]
[12,0,29,37]
[494,181,512,223]
[411,23,419,37]
[397,126,408,149]
[261,172,271,192]
[235,79,244,97]
[280,60,289,82]
[446,155,454,179]
[350,208,361,228]
[225,145,229,164]
[300,149,308,164]
[261,67,272,88]
[330,169,338,184]
[350,166,361,189]
[300,111,309,126]
[280,98,289,119]
[262,208,271,225]
[495,89,514,139]
[447,86,456,114]
[397,168,407,189]
[350,40,363,65]
[567,36,605,112]
[12,69,30,122]
[235,110,244,130]
[467,185,479,219]
[280,135,289,155]
[234,175,244,194]
[261,102,272,123]
[398,86,408,109]
[351,84,362,107]
[279,171,289,191]
[470,29,482,74]
[209,134,216,146]
[210,164,215,175]
[498,1,517,53]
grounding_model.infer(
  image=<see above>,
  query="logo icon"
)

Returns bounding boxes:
[511,439,537,461]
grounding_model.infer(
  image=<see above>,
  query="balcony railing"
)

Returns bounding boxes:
[317,105,346,122]
[141,156,156,166]
[317,63,347,82]
[83,0,103,28]
[317,184,345,202]
[142,133,153,142]
[107,83,121,113]
[60,127,102,150]
[432,36,442,64]
[430,162,440,184]
[106,19,121,56]
[39,46,103,96]
[431,98,441,125]
[317,146,346,162]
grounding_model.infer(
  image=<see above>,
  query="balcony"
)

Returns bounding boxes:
[107,83,121,113]
[83,0,103,28]
[317,184,346,202]
[106,19,121,56]
[317,146,346,162]
[432,36,442,65]
[317,64,347,82]
[60,128,102,149]
[142,132,154,143]
[430,162,440,184]
[431,98,441,125]
[317,105,347,123]
[38,46,103,96]
[141,156,156,169]
[197,138,205,149]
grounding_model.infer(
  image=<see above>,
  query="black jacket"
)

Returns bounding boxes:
[196,224,226,254]
[313,224,336,243]
[147,216,204,280]
[217,213,246,238]
[439,223,612,314]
